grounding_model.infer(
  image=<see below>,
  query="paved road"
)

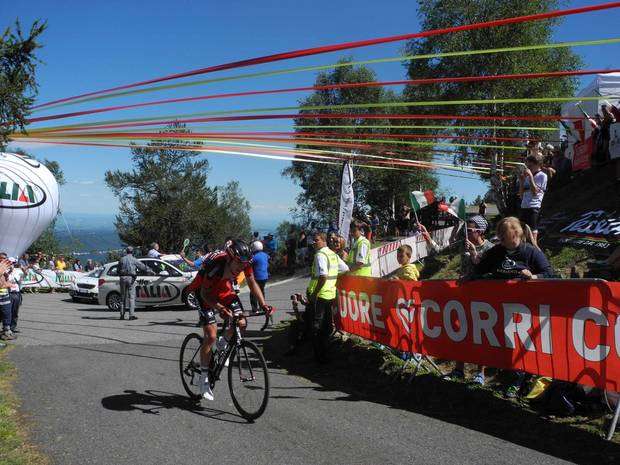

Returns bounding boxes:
[8,277,577,465]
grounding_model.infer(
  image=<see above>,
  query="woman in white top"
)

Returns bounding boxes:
[518,153,547,244]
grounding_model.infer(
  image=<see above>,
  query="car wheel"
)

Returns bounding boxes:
[106,292,122,312]
[183,290,199,310]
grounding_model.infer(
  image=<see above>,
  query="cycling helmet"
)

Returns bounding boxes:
[225,239,252,263]
[251,240,263,252]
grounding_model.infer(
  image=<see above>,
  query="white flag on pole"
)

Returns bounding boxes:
[338,161,354,241]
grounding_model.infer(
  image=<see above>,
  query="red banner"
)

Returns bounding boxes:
[335,276,620,391]
[572,137,593,171]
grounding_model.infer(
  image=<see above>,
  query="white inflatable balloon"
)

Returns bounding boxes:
[0,152,60,257]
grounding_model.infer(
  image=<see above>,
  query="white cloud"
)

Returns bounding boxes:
[252,203,291,211]
[70,180,97,185]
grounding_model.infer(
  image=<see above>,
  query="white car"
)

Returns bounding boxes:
[69,269,102,302]
[97,258,199,311]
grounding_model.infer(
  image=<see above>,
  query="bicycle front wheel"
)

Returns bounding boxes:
[179,333,203,401]
[227,340,269,421]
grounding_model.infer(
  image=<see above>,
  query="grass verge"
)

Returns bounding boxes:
[264,322,620,465]
[0,347,47,465]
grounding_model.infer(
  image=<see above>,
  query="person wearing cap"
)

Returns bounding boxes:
[443,215,494,385]
[250,241,270,314]
[118,246,154,320]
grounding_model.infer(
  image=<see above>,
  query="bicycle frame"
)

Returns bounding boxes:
[208,309,269,385]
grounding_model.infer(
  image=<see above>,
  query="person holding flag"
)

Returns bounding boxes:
[443,215,494,385]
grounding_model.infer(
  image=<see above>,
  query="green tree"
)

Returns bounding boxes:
[0,20,46,148]
[404,0,581,212]
[284,59,437,226]
[105,125,251,251]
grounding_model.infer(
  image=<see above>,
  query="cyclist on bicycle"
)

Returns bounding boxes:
[187,239,273,400]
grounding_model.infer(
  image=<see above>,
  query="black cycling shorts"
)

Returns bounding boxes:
[198,298,243,326]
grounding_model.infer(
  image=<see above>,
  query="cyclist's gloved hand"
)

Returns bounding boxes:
[261,304,275,316]
[218,306,233,318]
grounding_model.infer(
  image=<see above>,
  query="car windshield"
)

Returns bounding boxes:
[87,269,102,278]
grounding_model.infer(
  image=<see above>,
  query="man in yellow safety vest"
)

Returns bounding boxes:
[347,222,372,277]
[305,232,349,362]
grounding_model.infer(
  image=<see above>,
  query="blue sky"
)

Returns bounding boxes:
[4,0,620,228]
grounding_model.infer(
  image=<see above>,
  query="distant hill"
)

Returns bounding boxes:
[55,212,117,231]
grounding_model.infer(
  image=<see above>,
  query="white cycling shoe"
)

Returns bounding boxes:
[198,370,214,401]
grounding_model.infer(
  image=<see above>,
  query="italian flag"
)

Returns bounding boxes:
[409,190,435,212]
[439,197,467,221]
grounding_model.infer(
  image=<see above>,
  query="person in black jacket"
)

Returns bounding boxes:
[474,216,553,280]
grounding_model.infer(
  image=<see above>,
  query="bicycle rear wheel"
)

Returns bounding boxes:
[179,333,203,401]
[227,340,269,421]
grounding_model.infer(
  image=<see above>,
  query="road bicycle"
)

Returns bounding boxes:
[179,305,271,421]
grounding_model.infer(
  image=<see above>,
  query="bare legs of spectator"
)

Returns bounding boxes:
[250,279,267,313]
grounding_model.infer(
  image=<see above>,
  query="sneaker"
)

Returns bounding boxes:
[198,370,214,401]
[472,372,485,385]
[442,369,464,381]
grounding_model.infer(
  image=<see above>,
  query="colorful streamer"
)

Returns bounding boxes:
[25,95,615,136]
[33,39,620,112]
[13,136,494,176]
[32,2,620,109]
[28,67,620,122]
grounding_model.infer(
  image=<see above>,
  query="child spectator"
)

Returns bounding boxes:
[445,215,494,384]
[388,244,419,281]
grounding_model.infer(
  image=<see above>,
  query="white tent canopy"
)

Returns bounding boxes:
[560,73,620,162]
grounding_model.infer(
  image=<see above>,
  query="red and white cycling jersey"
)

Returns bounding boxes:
[187,250,253,307]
